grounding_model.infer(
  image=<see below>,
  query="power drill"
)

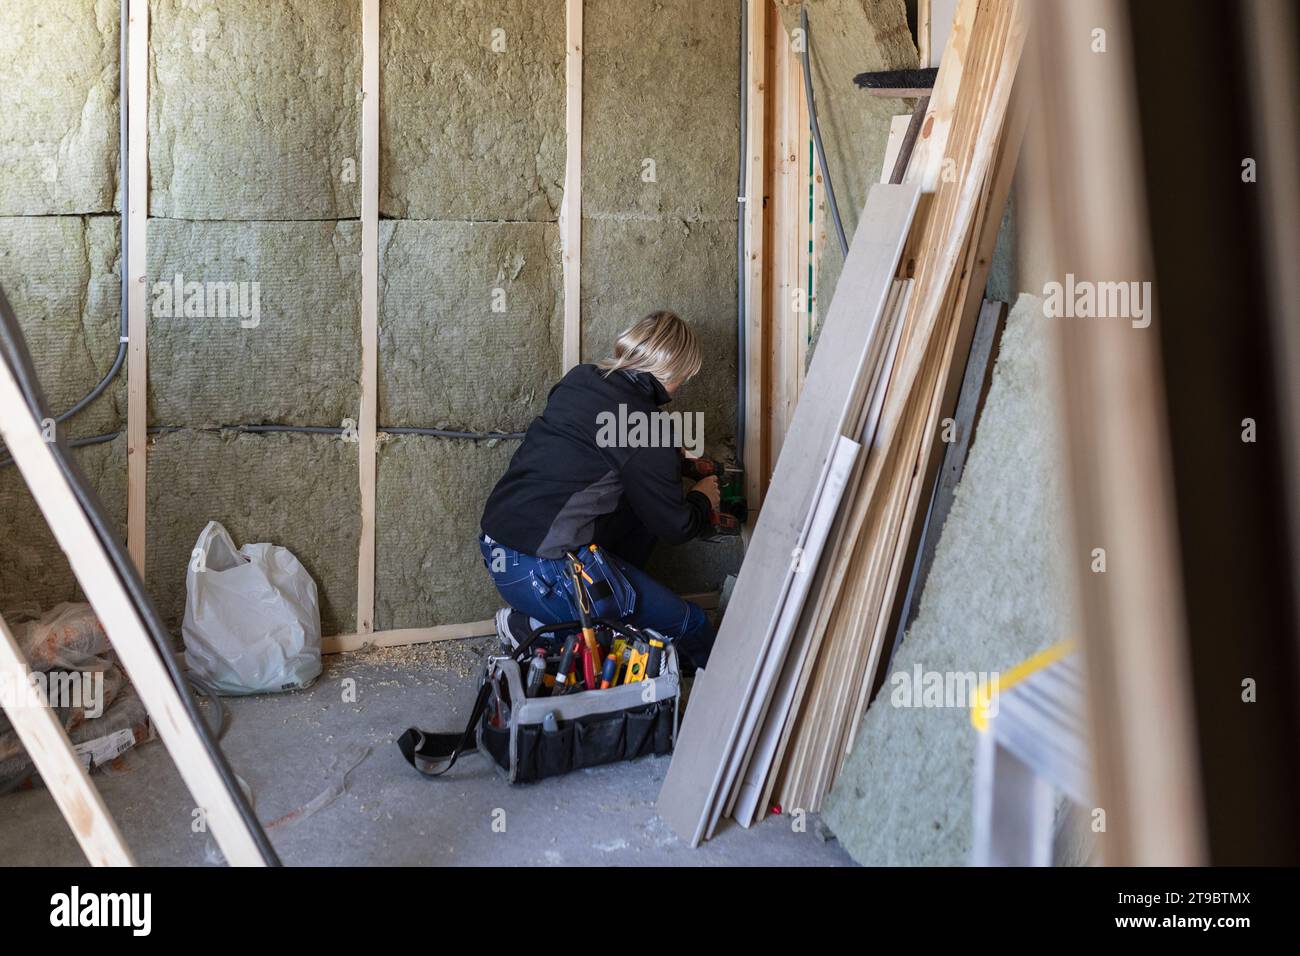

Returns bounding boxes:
[681,454,748,540]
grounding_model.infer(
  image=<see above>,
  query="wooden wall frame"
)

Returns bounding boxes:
[561,0,583,371]
[918,0,932,67]
[742,0,767,511]
[109,0,743,657]
[355,0,380,636]
[125,0,148,576]
[762,7,815,496]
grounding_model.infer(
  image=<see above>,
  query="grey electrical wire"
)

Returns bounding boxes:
[57,0,130,425]
[381,426,524,440]
[801,5,849,259]
[188,673,229,740]
[0,423,524,470]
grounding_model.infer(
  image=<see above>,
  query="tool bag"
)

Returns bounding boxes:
[398,619,679,783]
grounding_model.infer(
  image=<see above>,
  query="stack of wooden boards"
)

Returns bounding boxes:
[658,0,1028,845]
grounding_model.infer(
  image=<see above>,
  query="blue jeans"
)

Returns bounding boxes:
[478,535,714,670]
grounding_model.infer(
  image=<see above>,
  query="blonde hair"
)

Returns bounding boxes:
[597,310,703,389]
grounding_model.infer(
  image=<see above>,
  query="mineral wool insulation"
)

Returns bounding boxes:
[0,0,743,636]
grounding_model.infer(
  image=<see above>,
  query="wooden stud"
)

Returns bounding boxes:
[324,619,495,656]
[794,71,812,399]
[918,0,933,67]
[0,612,135,866]
[767,27,805,471]
[125,0,148,576]
[356,0,380,635]
[561,0,583,371]
[758,0,779,501]
[742,0,766,511]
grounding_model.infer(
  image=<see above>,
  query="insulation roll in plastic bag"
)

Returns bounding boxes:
[182,521,322,695]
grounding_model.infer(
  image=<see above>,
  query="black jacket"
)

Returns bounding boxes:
[480,364,711,558]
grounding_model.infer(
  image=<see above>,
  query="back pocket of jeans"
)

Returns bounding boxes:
[530,565,576,620]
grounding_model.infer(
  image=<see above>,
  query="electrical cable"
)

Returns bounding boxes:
[801,5,849,258]
[0,0,129,460]
[0,285,280,866]
[0,423,524,470]
[188,673,230,740]
[381,426,524,440]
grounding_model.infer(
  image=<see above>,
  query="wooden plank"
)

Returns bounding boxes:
[324,620,494,655]
[880,113,915,184]
[723,433,861,829]
[561,0,583,371]
[768,26,804,471]
[355,0,380,635]
[918,0,933,67]
[1029,0,1204,865]
[0,360,266,866]
[742,0,767,511]
[766,0,1027,813]
[794,69,812,400]
[849,0,1023,602]
[656,182,921,846]
[125,0,148,576]
[746,279,913,822]
[0,612,135,866]
[872,80,1027,704]
[757,0,991,813]
[816,83,1016,806]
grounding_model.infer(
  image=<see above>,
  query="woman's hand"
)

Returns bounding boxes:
[691,476,721,511]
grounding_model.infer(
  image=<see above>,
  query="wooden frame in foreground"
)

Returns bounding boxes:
[1028,0,1205,864]
[125,0,148,575]
[0,611,134,865]
[0,354,266,866]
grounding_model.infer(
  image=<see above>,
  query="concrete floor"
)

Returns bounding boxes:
[0,638,852,866]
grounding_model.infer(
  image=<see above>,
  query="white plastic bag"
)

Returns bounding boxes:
[182,521,321,695]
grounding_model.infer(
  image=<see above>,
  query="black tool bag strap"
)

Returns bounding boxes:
[397,680,493,777]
